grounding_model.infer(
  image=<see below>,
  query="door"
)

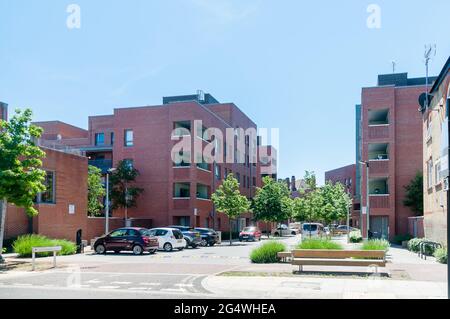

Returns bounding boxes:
[106,229,128,250]
[370,216,389,239]
[125,229,140,249]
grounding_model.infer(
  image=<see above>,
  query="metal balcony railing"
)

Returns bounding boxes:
[88,159,113,173]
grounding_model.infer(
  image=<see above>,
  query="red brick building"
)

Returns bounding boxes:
[40,93,263,233]
[1,106,89,242]
[0,102,7,121]
[325,164,358,226]
[358,73,436,240]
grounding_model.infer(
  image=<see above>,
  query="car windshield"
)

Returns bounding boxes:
[243,227,256,232]
[303,224,318,232]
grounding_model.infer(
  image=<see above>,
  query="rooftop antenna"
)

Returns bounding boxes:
[391,60,396,73]
[424,44,437,109]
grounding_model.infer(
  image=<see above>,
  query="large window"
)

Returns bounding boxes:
[95,133,105,146]
[110,132,115,145]
[36,171,56,204]
[124,129,134,147]
[173,183,191,198]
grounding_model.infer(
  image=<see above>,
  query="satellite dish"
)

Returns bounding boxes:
[418,93,434,113]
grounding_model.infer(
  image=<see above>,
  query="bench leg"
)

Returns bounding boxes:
[298,265,303,272]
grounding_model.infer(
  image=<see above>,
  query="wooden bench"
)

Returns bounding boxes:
[291,249,387,273]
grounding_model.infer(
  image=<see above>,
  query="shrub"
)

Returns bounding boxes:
[392,234,413,245]
[297,238,343,250]
[349,230,363,243]
[362,239,390,251]
[250,241,287,263]
[434,248,447,264]
[13,234,77,258]
[407,238,436,255]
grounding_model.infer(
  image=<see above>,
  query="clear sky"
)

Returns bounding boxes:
[1,0,449,184]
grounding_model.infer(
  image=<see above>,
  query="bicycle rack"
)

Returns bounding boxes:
[418,241,442,260]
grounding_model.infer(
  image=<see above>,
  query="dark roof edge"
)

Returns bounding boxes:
[430,56,450,93]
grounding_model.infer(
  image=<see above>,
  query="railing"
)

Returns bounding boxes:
[37,139,84,156]
[368,160,389,174]
[369,195,390,208]
[368,125,389,139]
[88,159,113,173]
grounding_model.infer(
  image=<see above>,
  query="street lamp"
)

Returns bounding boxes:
[105,168,116,234]
[359,160,370,240]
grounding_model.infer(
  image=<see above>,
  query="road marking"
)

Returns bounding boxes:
[86,280,101,284]
[128,287,150,291]
[13,283,33,286]
[174,283,194,287]
[111,281,132,285]
[98,286,120,289]
[139,282,161,286]
[161,288,186,292]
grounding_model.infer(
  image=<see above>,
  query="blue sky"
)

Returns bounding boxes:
[1,0,449,184]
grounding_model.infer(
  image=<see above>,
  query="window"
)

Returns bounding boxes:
[236,173,240,183]
[435,161,441,186]
[173,121,191,136]
[196,184,210,200]
[155,229,168,236]
[124,129,134,147]
[252,177,256,186]
[427,158,433,189]
[215,164,221,180]
[110,229,127,237]
[127,229,140,237]
[36,171,55,204]
[95,133,105,146]
[110,132,115,145]
[174,183,190,198]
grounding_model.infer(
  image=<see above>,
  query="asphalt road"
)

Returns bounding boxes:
[0,236,300,299]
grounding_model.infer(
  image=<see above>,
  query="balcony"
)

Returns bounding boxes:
[88,159,113,174]
[368,109,389,139]
[368,125,389,139]
[370,195,390,209]
[196,183,211,200]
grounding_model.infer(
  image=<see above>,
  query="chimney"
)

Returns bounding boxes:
[285,178,290,190]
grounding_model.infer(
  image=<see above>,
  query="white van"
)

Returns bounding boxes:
[301,223,324,238]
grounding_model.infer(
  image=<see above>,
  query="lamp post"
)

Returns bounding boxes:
[346,184,352,244]
[359,160,370,240]
[105,168,116,234]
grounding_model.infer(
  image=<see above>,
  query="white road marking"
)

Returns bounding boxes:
[13,283,32,286]
[139,283,161,286]
[128,287,150,291]
[86,280,101,284]
[111,281,132,285]
[161,288,186,292]
[98,286,120,289]
[174,283,194,287]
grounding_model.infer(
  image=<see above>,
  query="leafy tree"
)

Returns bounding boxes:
[293,191,322,223]
[403,171,423,216]
[212,174,250,245]
[318,182,351,225]
[0,109,46,262]
[110,160,144,219]
[252,176,292,237]
[304,170,317,191]
[87,165,106,217]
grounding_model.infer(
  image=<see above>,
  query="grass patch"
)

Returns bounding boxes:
[250,241,287,264]
[297,238,343,250]
[13,234,77,258]
[361,239,390,251]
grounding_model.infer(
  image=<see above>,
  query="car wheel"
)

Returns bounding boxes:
[163,243,173,252]
[200,239,207,247]
[95,244,106,255]
[132,245,144,255]
[291,231,296,236]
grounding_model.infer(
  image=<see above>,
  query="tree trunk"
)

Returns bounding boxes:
[229,219,232,246]
[0,198,7,263]
[266,222,270,238]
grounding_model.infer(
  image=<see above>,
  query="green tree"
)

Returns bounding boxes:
[87,165,106,217]
[110,160,144,220]
[318,182,351,225]
[252,176,292,237]
[403,171,423,216]
[0,109,46,262]
[211,174,250,245]
[304,170,317,191]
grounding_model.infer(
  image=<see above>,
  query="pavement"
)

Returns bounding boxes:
[0,235,447,299]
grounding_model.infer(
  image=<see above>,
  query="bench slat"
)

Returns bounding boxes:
[277,252,292,258]
[292,249,385,259]
[292,258,386,267]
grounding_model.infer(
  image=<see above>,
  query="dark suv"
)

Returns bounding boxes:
[194,228,219,246]
[94,227,159,255]
[168,226,202,248]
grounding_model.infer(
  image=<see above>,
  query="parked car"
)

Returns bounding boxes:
[194,228,219,246]
[301,223,325,238]
[334,225,357,234]
[239,226,262,242]
[168,225,202,248]
[271,224,299,237]
[147,227,186,252]
[93,227,159,255]
[323,226,331,237]
[289,222,302,232]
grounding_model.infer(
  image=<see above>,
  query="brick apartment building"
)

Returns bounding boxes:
[37,93,264,233]
[0,103,90,242]
[357,73,437,240]
[324,164,359,227]
[422,56,450,245]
